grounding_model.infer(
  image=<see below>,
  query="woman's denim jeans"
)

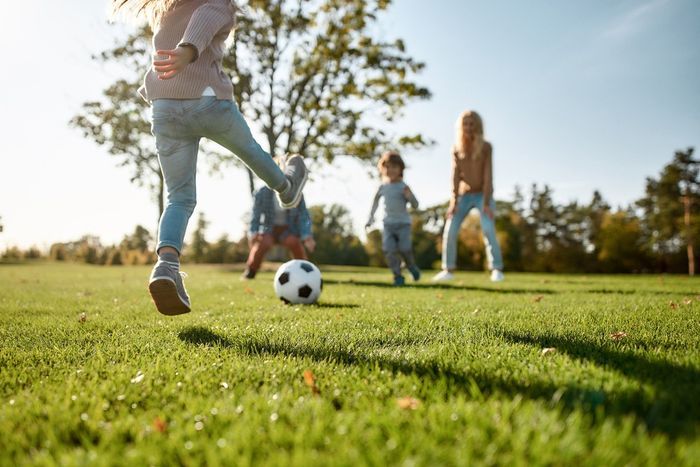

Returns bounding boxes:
[441,193,504,271]
[151,97,287,253]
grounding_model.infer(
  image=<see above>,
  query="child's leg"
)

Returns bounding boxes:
[153,101,201,254]
[149,100,200,315]
[382,224,402,278]
[397,223,416,267]
[197,99,288,192]
[246,233,275,274]
[281,234,307,260]
[478,197,504,271]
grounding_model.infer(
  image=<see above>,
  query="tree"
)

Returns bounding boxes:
[72,0,431,223]
[637,147,698,274]
[228,0,432,164]
[308,204,368,265]
[188,213,210,263]
[120,225,153,252]
[70,27,164,222]
[70,27,238,224]
[596,210,648,273]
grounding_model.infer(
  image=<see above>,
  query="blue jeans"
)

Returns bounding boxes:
[441,193,504,271]
[151,97,287,253]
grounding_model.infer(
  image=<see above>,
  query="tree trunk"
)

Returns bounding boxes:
[247,167,256,198]
[683,195,695,275]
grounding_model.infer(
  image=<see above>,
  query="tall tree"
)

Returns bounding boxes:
[71,0,431,221]
[227,0,431,164]
[637,147,698,274]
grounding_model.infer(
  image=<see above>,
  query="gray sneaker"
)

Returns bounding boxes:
[277,154,308,209]
[148,259,191,315]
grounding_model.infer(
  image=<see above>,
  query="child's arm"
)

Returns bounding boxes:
[180,0,234,60]
[366,187,382,228]
[403,184,419,209]
[154,0,234,79]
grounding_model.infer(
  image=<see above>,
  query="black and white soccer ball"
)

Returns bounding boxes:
[273,259,322,304]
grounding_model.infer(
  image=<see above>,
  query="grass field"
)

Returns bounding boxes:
[1,263,699,465]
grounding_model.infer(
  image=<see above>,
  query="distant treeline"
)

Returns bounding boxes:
[2,148,697,274]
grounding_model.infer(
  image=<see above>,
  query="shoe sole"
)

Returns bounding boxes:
[149,277,191,316]
[279,155,309,209]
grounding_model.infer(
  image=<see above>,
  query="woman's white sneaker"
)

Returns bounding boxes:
[431,270,454,282]
[490,269,504,282]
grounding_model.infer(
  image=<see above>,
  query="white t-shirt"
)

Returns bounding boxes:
[202,86,216,96]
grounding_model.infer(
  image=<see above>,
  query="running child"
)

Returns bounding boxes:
[366,151,420,286]
[112,0,308,315]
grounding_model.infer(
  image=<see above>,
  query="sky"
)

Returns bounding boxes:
[1,0,699,251]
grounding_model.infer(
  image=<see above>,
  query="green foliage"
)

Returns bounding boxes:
[637,147,699,272]
[308,204,368,265]
[597,211,648,273]
[72,0,431,218]
[1,264,699,464]
[228,0,432,162]
[69,26,165,219]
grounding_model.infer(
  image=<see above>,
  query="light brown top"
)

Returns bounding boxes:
[138,0,235,101]
[451,142,493,204]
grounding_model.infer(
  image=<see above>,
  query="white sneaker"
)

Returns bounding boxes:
[431,270,454,282]
[490,269,504,282]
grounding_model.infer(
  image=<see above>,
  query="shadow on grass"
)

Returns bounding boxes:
[322,279,557,295]
[498,329,700,436]
[583,288,699,296]
[307,303,360,309]
[178,326,698,437]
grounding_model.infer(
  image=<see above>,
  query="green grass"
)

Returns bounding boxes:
[1,263,699,465]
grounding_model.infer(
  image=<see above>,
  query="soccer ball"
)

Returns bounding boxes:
[273,259,322,304]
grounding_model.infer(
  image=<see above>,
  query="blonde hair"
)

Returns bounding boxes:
[455,110,485,159]
[377,151,405,181]
[112,0,235,27]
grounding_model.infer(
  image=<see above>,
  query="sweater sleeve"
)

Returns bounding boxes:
[179,0,234,60]
[451,147,461,205]
[482,143,493,204]
[367,186,382,226]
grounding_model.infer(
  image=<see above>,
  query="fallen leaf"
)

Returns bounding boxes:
[669,301,678,309]
[436,293,443,299]
[682,298,692,306]
[130,371,145,384]
[610,332,627,341]
[541,347,557,356]
[153,417,167,433]
[244,287,254,295]
[532,295,544,303]
[303,370,320,396]
[78,312,87,323]
[397,397,421,410]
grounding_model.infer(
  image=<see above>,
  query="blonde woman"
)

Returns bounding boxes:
[432,111,504,282]
[112,0,308,315]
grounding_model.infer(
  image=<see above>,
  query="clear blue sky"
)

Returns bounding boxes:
[1,0,698,250]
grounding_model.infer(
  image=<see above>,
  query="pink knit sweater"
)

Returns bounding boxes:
[138,0,235,101]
